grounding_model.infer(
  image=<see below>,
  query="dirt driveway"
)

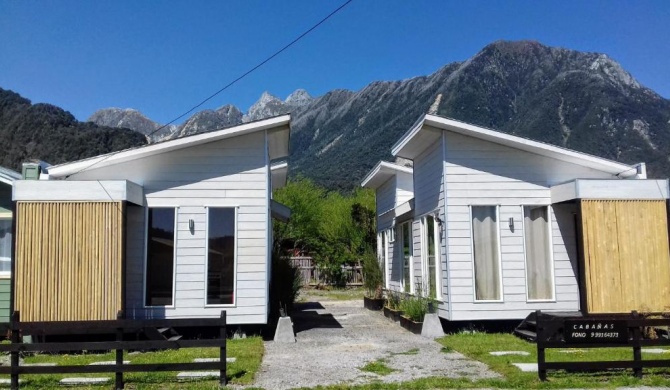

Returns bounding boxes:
[251,299,499,389]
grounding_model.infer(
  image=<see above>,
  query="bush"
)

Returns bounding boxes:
[362,251,383,299]
[400,294,429,322]
[269,251,302,319]
[386,291,401,310]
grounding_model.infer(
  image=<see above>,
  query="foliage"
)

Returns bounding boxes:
[269,251,302,318]
[273,178,375,286]
[385,290,402,311]
[359,359,396,376]
[361,251,382,299]
[399,294,430,322]
[0,88,146,171]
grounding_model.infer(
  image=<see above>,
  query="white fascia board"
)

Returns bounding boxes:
[0,167,21,185]
[360,161,413,189]
[391,115,426,157]
[551,179,670,203]
[13,180,144,205]
[423,114,637,176]
[48,115,291,178]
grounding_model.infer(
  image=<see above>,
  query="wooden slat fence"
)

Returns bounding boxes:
[0,310,227,390]
[290,257,363,286]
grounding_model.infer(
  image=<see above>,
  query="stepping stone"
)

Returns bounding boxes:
[60,377,110,385]
[489,351,530,356]
[89,360,130,365]
[22,362,57,366]
[642,348,669,354]
[193,357,236,363]
[0,379,23,384]
[177,371,219,379]
[512,363,538,372]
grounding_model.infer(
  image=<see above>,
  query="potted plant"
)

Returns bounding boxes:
[362,251,385,310]
[399,292,429,334]
[383,291,403,322]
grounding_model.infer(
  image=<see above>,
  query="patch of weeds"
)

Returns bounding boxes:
[392,348,419,356]
[359,359,396,376]
[440,346,453,353]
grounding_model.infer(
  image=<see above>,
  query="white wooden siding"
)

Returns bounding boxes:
[443,131,603,321]
[72,132,269,324]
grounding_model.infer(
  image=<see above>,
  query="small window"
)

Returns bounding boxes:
[422,215,439,299]
[379,231,387,288]
[524,206,554,301]
[207,208,236,305]
[0,215,12,275]
[145,208,176,306]
[388,227,396,243]
[471,206,501,301]
[401,222,412,293]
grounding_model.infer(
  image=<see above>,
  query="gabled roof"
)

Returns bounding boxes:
[391,114,640,178]
[0,166,21,186]
[360,161,413,189]
[48,115,291,178]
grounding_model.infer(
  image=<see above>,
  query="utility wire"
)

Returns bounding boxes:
[65,0,354,178]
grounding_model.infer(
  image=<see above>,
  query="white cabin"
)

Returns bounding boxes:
[363,114,670,321]
[12,115,291,325]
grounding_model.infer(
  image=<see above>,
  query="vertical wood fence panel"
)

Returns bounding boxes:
[15,202,124,321]
[580,200,670,313]
[289,257,363,286]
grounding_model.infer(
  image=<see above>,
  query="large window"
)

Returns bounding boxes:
[422,215,439,299]
[145,208,175,306]
[471,206,501,301]
[207,208,236,305]
[523,206,554,301]
[401,222,412,293]
[0,214,12,275]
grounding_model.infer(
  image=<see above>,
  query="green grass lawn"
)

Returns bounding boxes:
[298,286,365,302]
[2,336,263,389]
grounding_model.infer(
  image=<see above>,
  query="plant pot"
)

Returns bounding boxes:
[399,315,423,334]
[364,296,385,311]
[383,307,403,322]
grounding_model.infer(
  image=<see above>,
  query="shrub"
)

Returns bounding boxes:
[269,251,302,319]
[386,291,401,310]
[362,251,383,299]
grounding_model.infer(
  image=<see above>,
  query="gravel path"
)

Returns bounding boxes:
[251,299,499,389]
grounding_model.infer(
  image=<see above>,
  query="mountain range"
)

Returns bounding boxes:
[3,40,670,189]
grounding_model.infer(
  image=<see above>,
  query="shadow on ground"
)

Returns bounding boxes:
[292,301,343,333]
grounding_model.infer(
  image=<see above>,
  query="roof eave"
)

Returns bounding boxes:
[49,114,291,178]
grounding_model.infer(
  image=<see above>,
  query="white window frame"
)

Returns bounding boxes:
[399,221,414,294]
[521,205,556,303]
[469,205,504,303]
[388,226,396,243]
[421,215,441,300]
[204,206,238,308]
[0,211,12,278]
[143,206,178,309]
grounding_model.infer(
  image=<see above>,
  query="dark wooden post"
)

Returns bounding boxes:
[631,310,643,379]
[219,310,227,387]
[115,310,124,390]
[536,310,547,381]
[10,311,19,390]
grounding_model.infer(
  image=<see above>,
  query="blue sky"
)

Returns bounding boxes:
[1,1,668,124]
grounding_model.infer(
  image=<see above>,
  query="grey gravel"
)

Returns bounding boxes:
[251,300,499,390]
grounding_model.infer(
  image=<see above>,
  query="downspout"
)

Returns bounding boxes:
[9,197,16,319]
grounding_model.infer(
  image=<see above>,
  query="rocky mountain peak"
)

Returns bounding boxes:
[589,54,641,89]
[244,91,290,122]
[285,89,313,107]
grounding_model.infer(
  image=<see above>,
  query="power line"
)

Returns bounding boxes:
[65,0,354,178]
